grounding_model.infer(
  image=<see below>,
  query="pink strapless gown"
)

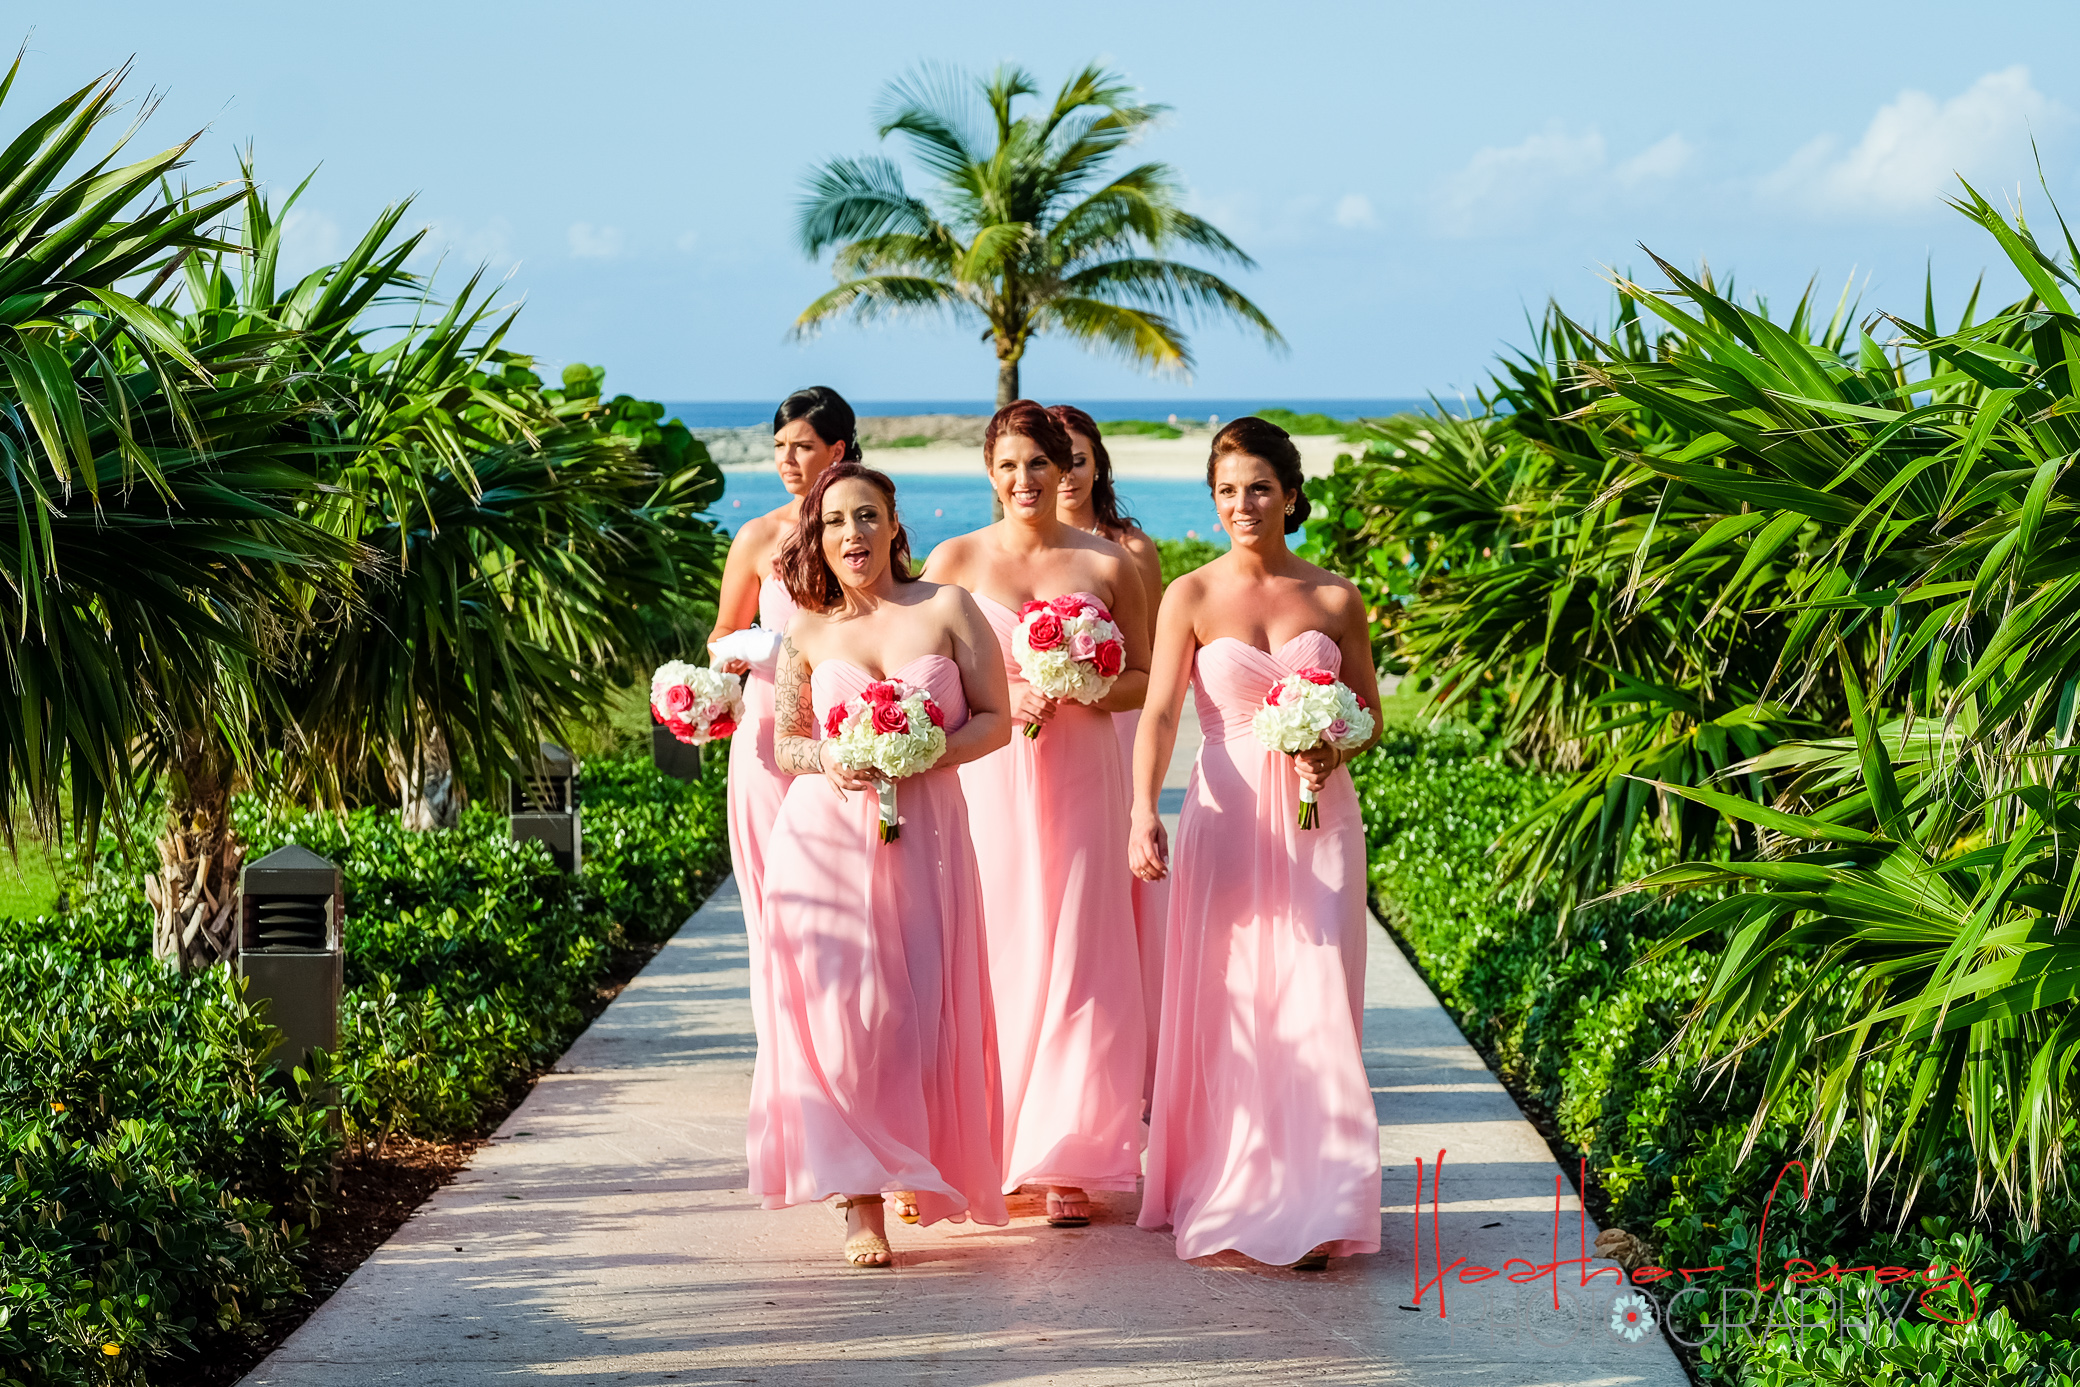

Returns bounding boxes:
[1138,633,1381,1263]
[726,576,797,945]
[1114,708,1169,1103]
[960,593,1145,1193]
[747,655,1006,1226]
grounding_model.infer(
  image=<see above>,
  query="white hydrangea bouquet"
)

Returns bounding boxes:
[650,661,745,745]
[1252,667,1375,828]
[822,678,949,842]
[1010,594,1126,738]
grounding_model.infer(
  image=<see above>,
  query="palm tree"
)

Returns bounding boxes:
[794,63,1281,405]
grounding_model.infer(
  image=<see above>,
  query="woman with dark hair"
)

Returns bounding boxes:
[710,387,858,1018]
[922,400,1152,1230]
[1129,416,1383,1271]
[751,462,1012,1268]
[1049,403,1167,1101]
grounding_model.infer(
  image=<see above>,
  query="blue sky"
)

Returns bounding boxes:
[19,2,2080,403]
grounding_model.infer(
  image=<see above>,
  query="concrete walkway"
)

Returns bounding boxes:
[245,707,1687,1387]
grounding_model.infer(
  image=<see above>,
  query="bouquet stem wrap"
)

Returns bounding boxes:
[877,780,901,842]
[1297,783,1320,830]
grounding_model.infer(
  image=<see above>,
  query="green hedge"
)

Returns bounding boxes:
[0,749,728,1387]
[1353,721,2080,1382]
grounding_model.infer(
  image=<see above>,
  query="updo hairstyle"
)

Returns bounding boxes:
[1208,416,1311,534]
[773,385,859,461]
[983,398,1072,469]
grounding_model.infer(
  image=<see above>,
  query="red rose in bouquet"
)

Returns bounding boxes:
[1025,610,1065,650]
[662,684,696,714]
[870,699,911,735]
[1049,593,1084,617]
[1093,638,1124,678]
[824,705,847,737]
[708,716,737,739]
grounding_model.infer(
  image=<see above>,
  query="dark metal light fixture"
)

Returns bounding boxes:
[651,706,702,781]
[235,844,344,1075]
[511,741,582,872]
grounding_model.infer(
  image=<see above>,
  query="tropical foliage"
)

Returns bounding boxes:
[793,62,1281,405]
[1311,182,2080,1238]
[0,59,724,971]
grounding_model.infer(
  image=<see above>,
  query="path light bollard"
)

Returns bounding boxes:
[235,844,344,1076]
[511,741,582,872]
[651,707,702,781]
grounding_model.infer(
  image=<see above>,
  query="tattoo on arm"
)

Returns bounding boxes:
[772,636,824,775]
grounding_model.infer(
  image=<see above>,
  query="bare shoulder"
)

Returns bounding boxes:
[1162,560,1217,606]
[921,529,983,577]
[1114,525,1160,564]
[781,605,830,657]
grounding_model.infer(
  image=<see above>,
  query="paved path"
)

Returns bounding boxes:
[246,704,1686,1386]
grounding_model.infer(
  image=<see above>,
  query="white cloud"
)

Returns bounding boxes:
[1616,133,1694,187]
[567,222,624,259]
[409,216,517,274]
[1435,126,1606,237]
[276,208,342,277]
[1333,193,1376,230]
[1764,66,2065,216]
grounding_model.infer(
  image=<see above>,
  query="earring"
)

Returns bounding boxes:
[1284,501,1296,515]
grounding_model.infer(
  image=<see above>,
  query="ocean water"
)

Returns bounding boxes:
[715,470,1227,551]
[667,398,1433,429]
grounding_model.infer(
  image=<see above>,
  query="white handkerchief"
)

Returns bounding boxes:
[709,626,783,670]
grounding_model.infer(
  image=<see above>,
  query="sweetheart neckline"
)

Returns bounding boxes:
[1201,632,1338,661]
[816,652,958,683]
[972,589,1105,616]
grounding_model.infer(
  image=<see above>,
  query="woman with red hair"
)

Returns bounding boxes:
[922,400,1152,1229]
[753,462,1013,1267]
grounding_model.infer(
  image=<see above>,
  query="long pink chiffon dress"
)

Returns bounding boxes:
[960,593,1146,1194]
[726,576,798,941]
[747,654,1007,1226]
[1138,632,1382,1263]
[1114,708,1169,1102]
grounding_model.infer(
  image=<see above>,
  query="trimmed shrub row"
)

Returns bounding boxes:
[0,750,728,1387]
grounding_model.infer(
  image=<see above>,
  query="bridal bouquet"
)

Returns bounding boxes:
[1252,668,1375,829]
[650,661,745,745]
[823,679,948,842]
[1011,594,1125,738]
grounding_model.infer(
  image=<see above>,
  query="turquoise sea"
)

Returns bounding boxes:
[716,470,1228,552]
[666,397,1430,429]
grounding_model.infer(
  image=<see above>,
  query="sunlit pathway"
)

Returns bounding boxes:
[244,702,1686,1386]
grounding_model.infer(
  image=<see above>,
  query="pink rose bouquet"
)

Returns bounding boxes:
[1010,593,1126,739]
[1252,666,1375,828]
[650,660,745,745]
[822,678,949,842]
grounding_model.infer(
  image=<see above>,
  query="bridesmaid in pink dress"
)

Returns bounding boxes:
[711,388,857,950]
[923,401,1152,1228]
[750,462,1012,1267]
[1130,417,1384,1271]
[1050,404,1168,1102]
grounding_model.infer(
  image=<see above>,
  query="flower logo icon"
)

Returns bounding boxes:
[1610,1292,1656,1342]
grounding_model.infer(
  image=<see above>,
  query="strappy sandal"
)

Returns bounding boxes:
[832,1196,893,1268]
[1288,1244,1332,1272]
[1045,1189,1092,1227]
[892,1191,921,1225]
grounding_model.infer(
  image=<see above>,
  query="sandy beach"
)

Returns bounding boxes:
[712,431,1358,479]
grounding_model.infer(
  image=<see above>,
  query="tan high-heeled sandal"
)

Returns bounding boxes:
[1045,1189,1091,1227]
[892,1191,921,1225]
[1288,1244,1332,1272]
[833,1196,893,1268]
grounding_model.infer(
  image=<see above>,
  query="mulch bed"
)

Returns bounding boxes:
[162,938,668,1386]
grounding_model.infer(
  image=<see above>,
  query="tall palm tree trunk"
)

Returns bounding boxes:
[150,733,244,973]
[389,724,463,831]
[996,355,1019,408]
